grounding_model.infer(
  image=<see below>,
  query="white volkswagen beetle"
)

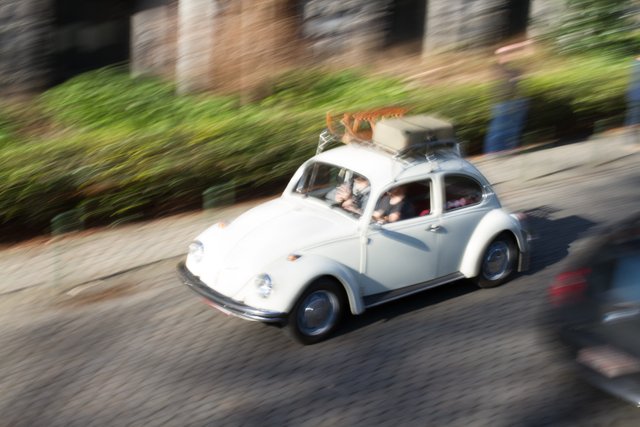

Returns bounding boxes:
[178,115,530,344]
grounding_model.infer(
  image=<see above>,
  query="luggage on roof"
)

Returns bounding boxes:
[372,115,455,153]
[319,111,459,158]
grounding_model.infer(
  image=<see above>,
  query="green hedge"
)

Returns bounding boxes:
[0,107,19,148]
[0,57,632,235]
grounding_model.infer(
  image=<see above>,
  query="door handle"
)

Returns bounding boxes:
[427,224,441,232]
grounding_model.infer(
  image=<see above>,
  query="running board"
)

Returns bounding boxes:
[363,272,465,309]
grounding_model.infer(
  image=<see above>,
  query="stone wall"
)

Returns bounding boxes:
[1,0,573,96]
[131,0,177,79]
[175,0,217,93]
[528,0,566,38]
[0,0,52,95]
[212,0,302,92]
[301,0,390,61]
[424,0,511,53]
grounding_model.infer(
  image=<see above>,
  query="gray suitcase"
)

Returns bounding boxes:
[372,115,455,153]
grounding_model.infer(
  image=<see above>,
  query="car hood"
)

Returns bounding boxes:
[189,197,356,297]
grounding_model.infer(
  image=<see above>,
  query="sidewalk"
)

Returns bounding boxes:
[0,201,266,295]
[1,131,637,296]
[471,130,638,190]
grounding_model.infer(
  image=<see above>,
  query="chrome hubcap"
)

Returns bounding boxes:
[298,290,339,336]
[482,240,511,281]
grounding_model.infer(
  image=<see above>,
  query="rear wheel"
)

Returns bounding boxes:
[288,279,345,345]
[475,234,517,288]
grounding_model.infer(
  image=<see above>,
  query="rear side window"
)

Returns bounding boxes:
[610,253,640,301]
[444,175,483,211]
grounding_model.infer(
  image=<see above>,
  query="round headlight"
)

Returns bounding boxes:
[188,241,204,263]
[254,274,273,298]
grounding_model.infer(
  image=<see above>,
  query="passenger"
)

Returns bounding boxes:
[335,174,370,215]
[372,185,415,223]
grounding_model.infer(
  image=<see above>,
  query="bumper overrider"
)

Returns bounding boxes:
[516,213,534,273]
[177,262,287,323]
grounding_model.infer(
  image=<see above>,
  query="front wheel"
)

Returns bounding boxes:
[288,279,345,345]
[474,234,517,288]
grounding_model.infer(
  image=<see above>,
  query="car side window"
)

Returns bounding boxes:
[372,179,431,224]
[444,175,483,212]
[406,180,432,217]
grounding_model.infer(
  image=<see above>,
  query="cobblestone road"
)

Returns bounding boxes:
[0,152,639,426]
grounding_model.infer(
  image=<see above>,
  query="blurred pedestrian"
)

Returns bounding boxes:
[493,56,521,102]
[625,56,640,141]
[484,41,531,153]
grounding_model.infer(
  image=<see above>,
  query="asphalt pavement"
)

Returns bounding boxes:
[0,130,639,427]
[0,130,637,296]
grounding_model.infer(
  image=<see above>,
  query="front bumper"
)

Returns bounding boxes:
[516,216,534,272]
[518,244,530,272]
[177,262,287,323]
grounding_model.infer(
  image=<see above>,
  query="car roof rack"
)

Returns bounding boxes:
[393,140,461,164]
[318,111,461,165]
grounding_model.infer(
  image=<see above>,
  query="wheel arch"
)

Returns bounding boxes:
[279,255,365,315]
[459,210,524,278]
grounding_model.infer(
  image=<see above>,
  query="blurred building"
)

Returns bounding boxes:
[0,0,563,95]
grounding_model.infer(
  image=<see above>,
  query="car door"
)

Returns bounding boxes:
[571,248,640,378]
[362,179,440,296]
[435,173,490,277]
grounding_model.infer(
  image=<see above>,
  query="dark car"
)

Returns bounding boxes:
[548,214,640,407]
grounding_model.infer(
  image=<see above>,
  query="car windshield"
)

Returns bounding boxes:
[293,161,370,218]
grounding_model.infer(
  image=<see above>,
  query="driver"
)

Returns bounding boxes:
[335,174,370,215]
[372,185,414,223]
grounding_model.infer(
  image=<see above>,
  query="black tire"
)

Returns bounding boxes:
[474,234,517,289]
[288,279,346,345]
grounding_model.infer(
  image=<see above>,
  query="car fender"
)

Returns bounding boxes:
[260,254,365,315]
[459,209,526,278]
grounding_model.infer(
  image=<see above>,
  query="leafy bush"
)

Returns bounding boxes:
[261,69,411,112]
[0,56,632,236]
[41,67,239,132]
[0,136,84,226]
[0,107,18,148]
[545,0,640,56]
[520,55,629,138]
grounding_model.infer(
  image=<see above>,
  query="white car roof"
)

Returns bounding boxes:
[311,143,486,188]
